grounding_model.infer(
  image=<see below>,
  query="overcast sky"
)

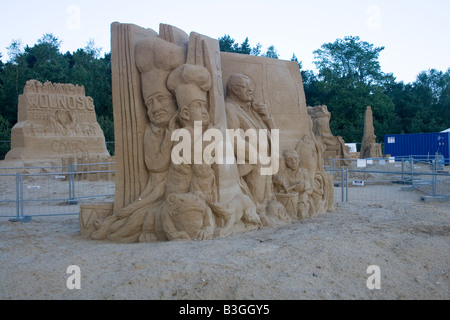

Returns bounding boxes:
[0,0,449,83]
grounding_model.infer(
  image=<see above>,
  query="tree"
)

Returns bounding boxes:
[399,69,449,133]
[6,39,23,98]
[291,54,302,69]
[384,68,450,134]
[0,114,11,159]
[65,48,112,133]
[308,36,399,142]
[239,37,251,55]
[7,39,23,63]
[0,53,5,108]
[263,45,279,59]
[218,35,235,53]
[251,43,262,56]
[313,36,387,86]
[218,35,267,57]
[84,39,102,59]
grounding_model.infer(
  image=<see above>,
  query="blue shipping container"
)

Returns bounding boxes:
[384,132,450,164]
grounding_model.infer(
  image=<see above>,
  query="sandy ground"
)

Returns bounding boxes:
[0,199,448,300]
[0,160,449,300]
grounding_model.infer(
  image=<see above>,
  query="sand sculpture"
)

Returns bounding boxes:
[79,22,334,242]
[360,106,383,159]
[5,80,110,161]
[307,105,351,166]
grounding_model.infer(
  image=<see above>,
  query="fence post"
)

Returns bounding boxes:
[401,158,405,183]
[67,163,78,205]
[432,155,437,197]
[345,168,349,202]
[9,172,31,223]
[341,167,344,202]
[15,172,20,220]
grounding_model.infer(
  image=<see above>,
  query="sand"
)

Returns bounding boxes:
[0,199,448,300]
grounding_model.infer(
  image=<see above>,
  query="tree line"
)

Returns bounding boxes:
[220,35,449,144]
[0,33,449,159]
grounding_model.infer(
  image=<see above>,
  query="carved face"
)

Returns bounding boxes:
[232,78,253,103]
[181,100,210,127]
[146,92,177,127]
[285,154,300,171]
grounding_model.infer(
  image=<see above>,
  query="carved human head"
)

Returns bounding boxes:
[136,36,187,128]
[167,64,211,128]
[283,149,300,171]
[226,74,253,104]
[145,91,177,128]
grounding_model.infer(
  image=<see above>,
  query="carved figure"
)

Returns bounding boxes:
[225,74,286,220]
[360,106,383,159]
[161,193,215,241]
[139,63,214,242]
[79,22,336,242]
[190,163,218,203]
[296,133,334,215]
[307,105,351,166]
[91,37,186,242]
[274,150,313,219]
[5,80,109,161]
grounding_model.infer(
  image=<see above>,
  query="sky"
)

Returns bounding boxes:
[0,0,449,84]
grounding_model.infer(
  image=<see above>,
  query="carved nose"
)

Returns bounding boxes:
[152,100,163,112]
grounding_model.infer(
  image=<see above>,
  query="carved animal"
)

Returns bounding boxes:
[210,193,262,238]
[161,193,214,241]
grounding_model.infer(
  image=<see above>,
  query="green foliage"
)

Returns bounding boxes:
[64,48,112,119]
[313,36,387,86]
[291,54,302,69]
[239,37,251,55]
[218,35,276,58]
[262,45,279,59]
[0,32,448,156]
[251,43,262,56]
[385,68,450,134]
[0,35,113,146]
[303,35,448,143]
[97,114,115,155]
[218,35,235,53]
[0,114,11,159]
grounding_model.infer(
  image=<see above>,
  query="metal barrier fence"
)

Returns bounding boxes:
[326,156,450,204]
[1,156,448,222]
[0,162,115,222]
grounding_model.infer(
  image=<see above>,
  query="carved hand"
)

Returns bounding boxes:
[254,103,270,118]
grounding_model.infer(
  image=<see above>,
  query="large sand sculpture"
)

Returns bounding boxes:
[79,22,334,242]
[360,106,383,159]
[5,80,110,161]
[307,105,351,166]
